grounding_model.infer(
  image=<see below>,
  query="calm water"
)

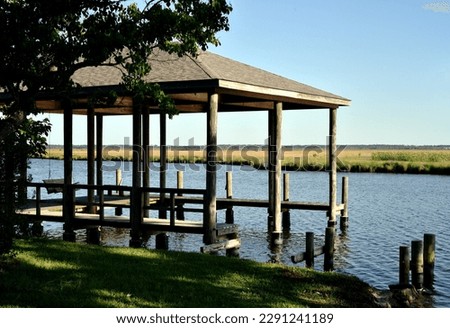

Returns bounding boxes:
[29,159,450,307]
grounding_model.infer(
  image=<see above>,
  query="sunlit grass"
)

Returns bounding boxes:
[0,239,377,308]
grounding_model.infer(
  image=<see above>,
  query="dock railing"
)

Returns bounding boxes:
[22,182,207,230]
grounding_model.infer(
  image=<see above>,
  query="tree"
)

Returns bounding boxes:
[0,0,232,255]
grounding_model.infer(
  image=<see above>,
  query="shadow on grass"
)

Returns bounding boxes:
[0,239,376,308]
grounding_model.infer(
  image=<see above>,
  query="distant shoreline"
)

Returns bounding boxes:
[39,145,450,175]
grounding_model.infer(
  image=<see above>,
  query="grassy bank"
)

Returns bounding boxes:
[43,146,450,175]
[0,239,378,308]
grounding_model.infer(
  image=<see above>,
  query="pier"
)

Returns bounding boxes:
[18,171,349,253]
[11,50,351,254]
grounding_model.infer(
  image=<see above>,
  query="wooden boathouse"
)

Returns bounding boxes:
[13,50,351,252]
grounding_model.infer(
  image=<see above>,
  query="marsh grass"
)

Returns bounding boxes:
[0,239,377,308]
[42,147,450,175]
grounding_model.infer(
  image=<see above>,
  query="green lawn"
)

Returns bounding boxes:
[0,239,377,308]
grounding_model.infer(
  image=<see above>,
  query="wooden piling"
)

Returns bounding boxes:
[129,105,143,248]
[399,246,410,285]
[159,112,167,219]
[226,171,233,198]
[86,226,101,245]
[87,106,96,212]
[340,176,349,230]
[114,169,123,216]
[282,173,291,231]
[328,108,337,227]
[271,102,283,246]
[283,173,290,201]
[177,170,184,190]
[142,108,150,218]
[305,232,315,268]
[176,171,185,220]
[94,114,104,243]
[116,169,123,195]
[96,114,103,196]
[267,108,275,231]
[225,171,234,224]
[423,234,435,289]
[31,222,44,237]
[411,240,424,289]
[156,233,169,250]
[204,93,218,245]
[62,102,76,242]
[324,227,335,271]
[32,186,43,236]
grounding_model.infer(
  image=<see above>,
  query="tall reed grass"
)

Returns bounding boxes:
[41,147,450,175]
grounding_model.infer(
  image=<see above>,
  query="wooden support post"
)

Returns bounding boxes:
[32,186,44,236]
[156,233,169,250]
[96,114,103,195]
[159,111,167,219]
[170,192,176,226]
[305,232,315,268]
[226,232,240,257]
[115,207,123,217]
[267,108,275,231]
[86,226,101,245]
[130,105,143,247]
[324,227,335,271]
[142,108,150,217]
[204,93,218,245]
[31,221,44,237]
[226,171,233,198]
[96,115,104,225]
[423,234,436,289]
[411,240,424,289]
[271,102,283,245]
[114,169,123,216]
[399,246,410,285]
[225,171,234,224]
[176,171,185,220]
[267,102,283,244]
[87,106,96,213]
[282,173,291,231]
[36,186,41,218]
[116,169,123,193]
[63,102,76,242]
[283,173,290,201]
[17,114,28,204]
[328,108,338,227]
[340,176,349,230]
[177,171,184,189]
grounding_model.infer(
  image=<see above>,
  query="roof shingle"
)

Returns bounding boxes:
[72,50,349,104]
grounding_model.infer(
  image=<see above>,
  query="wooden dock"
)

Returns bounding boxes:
[17,171,349,254]
[17,192,344,231]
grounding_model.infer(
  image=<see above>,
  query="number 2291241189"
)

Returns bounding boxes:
[259,313,334,324]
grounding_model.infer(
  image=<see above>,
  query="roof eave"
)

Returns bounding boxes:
[217,80,351,109]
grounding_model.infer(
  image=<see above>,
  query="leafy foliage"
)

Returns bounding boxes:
[0,0,231,108]
[0,113,51,254]
[0,0,232,254]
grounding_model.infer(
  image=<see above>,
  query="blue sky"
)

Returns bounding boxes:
[47,0,450,146]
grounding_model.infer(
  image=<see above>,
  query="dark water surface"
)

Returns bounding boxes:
[29,159,450,307]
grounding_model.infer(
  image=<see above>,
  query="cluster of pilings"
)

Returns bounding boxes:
[399,234,436,290]
[291,228,336,271]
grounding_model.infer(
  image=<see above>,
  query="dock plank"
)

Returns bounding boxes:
[17,193,342,234]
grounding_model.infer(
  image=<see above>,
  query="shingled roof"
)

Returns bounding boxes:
[72,50,350,112]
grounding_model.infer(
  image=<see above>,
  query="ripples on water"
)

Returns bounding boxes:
[29,159,450,307]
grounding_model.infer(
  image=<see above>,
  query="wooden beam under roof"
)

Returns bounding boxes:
[217,80,350,109]
[170,92,209,103]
